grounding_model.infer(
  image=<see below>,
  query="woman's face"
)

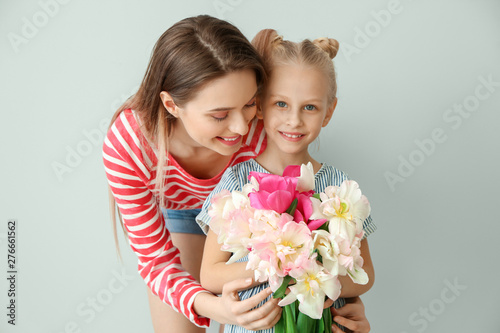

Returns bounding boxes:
[168,69,258,156]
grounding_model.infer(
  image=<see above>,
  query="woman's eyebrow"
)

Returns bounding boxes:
[207,106,234,112]
[207,91,257,112]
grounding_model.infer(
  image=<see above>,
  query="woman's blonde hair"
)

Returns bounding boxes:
[252,29,339,103]
[108,15,266,253]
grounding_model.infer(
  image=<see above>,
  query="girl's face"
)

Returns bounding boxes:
[258,63,335,158]
[164,70,258,156]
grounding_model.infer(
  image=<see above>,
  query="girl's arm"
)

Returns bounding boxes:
[337,238,375,298]
[200,229,258,294]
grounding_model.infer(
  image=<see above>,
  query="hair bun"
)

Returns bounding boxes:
[312,37,339,59]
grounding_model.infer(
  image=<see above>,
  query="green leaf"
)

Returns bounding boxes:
[297,312,314,333]
[313,193,321,200]
[285,304,298,333]
[292,300,298,323]
[317,313,324,332]
[273,276,293,299]
[286,198,298,216]
[275,309,286,333]
[318,222,329,232]
[323,307,333,333]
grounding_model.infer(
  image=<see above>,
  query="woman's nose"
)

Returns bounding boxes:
[229,110,249,136]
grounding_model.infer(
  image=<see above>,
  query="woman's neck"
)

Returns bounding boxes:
[168,122,231,180]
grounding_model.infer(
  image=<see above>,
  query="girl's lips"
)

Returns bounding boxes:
[279,131,304,142]
[216,135,242,146]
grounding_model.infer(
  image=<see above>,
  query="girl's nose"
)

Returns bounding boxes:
[286,108,303,127]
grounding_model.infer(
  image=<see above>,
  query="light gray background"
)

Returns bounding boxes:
[1,0,499,332]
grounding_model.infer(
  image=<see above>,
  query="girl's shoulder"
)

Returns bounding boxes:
[315,163,349,190]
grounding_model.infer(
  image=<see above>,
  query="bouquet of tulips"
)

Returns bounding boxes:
[208,163,371,332]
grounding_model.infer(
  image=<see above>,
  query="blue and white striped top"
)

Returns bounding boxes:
[197,159,377,333]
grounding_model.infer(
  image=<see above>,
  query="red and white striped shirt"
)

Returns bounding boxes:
[102,109,266,327]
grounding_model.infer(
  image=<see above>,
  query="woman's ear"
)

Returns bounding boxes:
[160,91,180,117]
[322,97,337,127]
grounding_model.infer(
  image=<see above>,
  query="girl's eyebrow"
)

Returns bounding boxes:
[207,91,257,112]
[268,94,323,104]
[268,94,286,99]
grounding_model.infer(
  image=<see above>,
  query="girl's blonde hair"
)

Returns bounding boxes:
[252,29,339,103]
[108,15,266,253]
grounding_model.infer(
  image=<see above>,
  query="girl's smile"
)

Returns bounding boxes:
[258,63,335,163]
[280,131,305,141]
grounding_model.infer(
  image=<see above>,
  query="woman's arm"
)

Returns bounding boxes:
[200,229,257,294]
[338,238,375,298]
[103,112,209,327]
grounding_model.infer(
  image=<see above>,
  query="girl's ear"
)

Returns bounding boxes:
[256,97,264,119]
[322,97,337,127]
[160,91,180,117]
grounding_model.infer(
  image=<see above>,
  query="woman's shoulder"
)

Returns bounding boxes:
[109,109,142,137]
[105,109,156,163]
[239,118,267,152]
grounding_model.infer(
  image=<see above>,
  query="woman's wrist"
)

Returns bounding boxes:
[192,291,214,316]
[192,291,226,323]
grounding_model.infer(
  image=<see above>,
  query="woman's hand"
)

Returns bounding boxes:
[220,278,282,330]
[195,278,282,331]
[331,296,370,333]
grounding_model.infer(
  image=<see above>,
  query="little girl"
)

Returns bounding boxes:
[197,29,377,333]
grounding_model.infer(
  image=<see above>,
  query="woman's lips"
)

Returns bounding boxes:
[217,135,242,146]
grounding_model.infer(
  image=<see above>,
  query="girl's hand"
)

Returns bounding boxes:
[218,278,282,330]
[331,296,370,333]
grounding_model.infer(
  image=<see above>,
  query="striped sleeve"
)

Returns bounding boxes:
[102,111,210,327]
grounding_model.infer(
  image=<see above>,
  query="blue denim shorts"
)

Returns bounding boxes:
[161,208,205,235]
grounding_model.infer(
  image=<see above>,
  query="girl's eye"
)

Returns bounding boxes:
[276,101,287,108]
[304,105,316,111]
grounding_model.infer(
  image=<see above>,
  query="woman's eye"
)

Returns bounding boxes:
[304,105,316,111]
[276,101,287,108]
[212,113,228,122]
[245,100,257,108]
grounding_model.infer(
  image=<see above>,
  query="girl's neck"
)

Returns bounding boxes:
[255,147,321,175]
